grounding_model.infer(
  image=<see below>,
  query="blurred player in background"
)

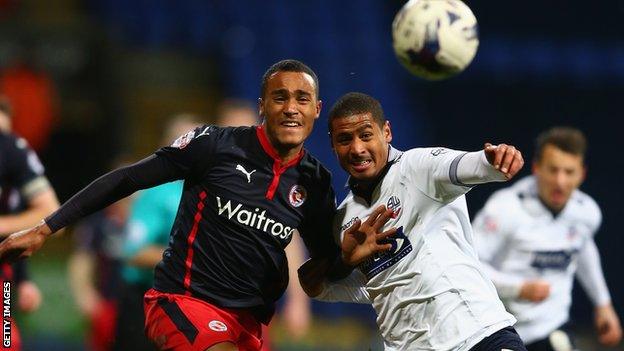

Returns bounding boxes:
[215,99,258,127]
[0,95,59,350]
[68,157,134,351]
[300,92,527,351]
[472,126,622,350]
[0,60,351,351]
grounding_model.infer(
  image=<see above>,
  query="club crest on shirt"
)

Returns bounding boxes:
[208,320,228,332]
[386,196,401,218]
[288,185,307,207]
[171,130,196,149]
[483,215,498,233]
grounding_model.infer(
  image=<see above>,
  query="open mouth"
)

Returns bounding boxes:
[281,121,302,127]
[351,159,372,172]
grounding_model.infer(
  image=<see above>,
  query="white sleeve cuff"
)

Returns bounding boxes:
[453,151,506,186]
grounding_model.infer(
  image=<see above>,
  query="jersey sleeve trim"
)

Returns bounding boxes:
[449,152,472,188]
[21,176,52,201]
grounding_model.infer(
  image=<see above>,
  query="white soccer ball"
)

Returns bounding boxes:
[392,0,479,80]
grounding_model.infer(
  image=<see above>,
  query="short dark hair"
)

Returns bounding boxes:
[328,92,386,134]
[0,95,12,118]
[535,126,587,162]
[260,59,319,99]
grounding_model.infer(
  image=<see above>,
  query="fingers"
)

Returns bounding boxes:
[344,218,361,235]
[371,227,397,254]
[485,143,525,179]
[376,227,397,242]
[363,205,386,228]
[372,208,394,232]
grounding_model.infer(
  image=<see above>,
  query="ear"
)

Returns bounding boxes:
[315,99,322,120]
[384,121,392,143]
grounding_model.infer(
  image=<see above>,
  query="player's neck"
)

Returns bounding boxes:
[256,125,304,165]
[275,145,304,165]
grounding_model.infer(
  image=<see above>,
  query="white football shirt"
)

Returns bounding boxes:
[472,176,611,344]
[317,146,516,351]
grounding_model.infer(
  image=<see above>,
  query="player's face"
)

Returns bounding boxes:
[259,71,321,156]
[533,144,585,212]
[330,113,392,181]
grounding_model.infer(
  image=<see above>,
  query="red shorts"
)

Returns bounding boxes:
[89,299,117,351]
[144,289,264,351]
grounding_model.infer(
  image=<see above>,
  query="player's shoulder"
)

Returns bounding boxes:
[568,188,602,227]
[401,147,441,160]
[482,176,533,215]
[399,146,460,167]
[299,151,333,185]
[200,124,254,142]
[0,131,27,150]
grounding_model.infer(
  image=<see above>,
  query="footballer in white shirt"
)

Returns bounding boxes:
[299,92,526,351]
[473,127,622,350]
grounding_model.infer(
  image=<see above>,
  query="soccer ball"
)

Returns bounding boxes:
[392,0,479,80]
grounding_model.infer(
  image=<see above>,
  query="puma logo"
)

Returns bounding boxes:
[236,164,256,183]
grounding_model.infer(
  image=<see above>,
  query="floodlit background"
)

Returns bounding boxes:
[1,0,623,350]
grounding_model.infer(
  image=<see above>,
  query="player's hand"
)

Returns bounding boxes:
[341,205,396,267]
[595,304,623,346]
[518,279,550,302]
[297,257,332,297]
[484,143,524,180]
[0,221,52,263]
[17,281,42,313]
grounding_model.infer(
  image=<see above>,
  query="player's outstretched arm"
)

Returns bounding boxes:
[341,205,395,266]
[483,143,524,180]
[0,220,52,262]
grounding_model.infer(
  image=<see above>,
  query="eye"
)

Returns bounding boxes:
[361,132,373,140]
[335,135,352,145]
[297,97,311,103]
[273,96,286,102]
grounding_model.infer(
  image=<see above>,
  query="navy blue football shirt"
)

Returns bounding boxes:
[46,125,338,322]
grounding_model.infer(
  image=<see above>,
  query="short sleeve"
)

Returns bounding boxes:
[4,134,49,200]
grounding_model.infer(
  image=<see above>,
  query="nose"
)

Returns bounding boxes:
[554,170,567,188]
[350,138,366,156]
[284,98,298,116]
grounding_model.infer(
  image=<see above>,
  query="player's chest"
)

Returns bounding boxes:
[338,177,434,237]
[201,154,312,226]
[512,218,589,251]
[510,219,590,271]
